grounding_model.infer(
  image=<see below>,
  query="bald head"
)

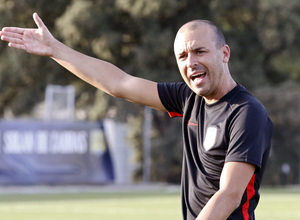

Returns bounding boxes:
[176,20,226,49]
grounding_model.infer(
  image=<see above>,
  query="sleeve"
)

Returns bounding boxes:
[157,82,191,118]
[225,101,273,171]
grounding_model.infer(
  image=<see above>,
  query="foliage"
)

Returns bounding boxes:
[254,82,300,185]
[0,0,72,117]
[0,0,299,184]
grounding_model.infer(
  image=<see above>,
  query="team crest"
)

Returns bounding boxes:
[203,126,217,151]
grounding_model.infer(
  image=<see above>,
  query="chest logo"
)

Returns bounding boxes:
[187,119,198,126]
[203,126,217,151]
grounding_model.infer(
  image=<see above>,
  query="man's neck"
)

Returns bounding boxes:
[204,78,237,104]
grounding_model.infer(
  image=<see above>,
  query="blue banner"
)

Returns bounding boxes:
[0,120,114,185]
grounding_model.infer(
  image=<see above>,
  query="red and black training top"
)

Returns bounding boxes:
[157,82,273,220]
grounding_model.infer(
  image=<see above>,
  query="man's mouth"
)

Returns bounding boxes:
[191,72,206,81]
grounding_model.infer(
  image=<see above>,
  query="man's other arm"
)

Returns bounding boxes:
[196,162,256,220]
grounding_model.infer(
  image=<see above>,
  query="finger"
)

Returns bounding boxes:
[33,12,45,29]
[0,30,23,43]
[1,27,25,34]
[1,35,23,44]
[8,42,26,51]
[1,31,23,39]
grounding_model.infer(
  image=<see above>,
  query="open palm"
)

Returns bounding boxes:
[0,13,54,56]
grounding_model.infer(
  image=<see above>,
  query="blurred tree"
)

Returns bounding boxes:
[254,81,300,184]
[0,0,72,117]
[257,0,300,83]
[255,0,300,184]
[209,0,266,89]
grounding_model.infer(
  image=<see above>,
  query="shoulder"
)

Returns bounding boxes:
[157,82,195,104]
[230,85,268,116]
[226,86,273,136]
[157,82,195,115]
[157,82,191,94]
[224,85,273,134]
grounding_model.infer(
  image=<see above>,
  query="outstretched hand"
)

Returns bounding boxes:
[0,13,54,56]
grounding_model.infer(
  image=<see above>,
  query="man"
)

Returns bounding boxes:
[0,13,272,220]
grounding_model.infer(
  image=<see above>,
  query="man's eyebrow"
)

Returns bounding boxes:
[192,47,206,52]
[177,47,206,56]
[177,51,186,56]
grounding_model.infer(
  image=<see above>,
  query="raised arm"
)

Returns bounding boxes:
[0,13,167,112]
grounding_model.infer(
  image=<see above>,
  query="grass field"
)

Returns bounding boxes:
[256,187,300,220]
[0,186,299,220]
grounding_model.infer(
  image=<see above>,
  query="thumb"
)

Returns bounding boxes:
[33,12,45,29]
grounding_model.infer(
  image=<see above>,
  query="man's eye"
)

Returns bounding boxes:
[179,55,187,60]
[196,50,205,54]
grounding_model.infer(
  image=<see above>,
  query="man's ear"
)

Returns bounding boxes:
[222,45,230,63]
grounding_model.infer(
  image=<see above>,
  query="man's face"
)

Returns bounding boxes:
[174,24,229,102]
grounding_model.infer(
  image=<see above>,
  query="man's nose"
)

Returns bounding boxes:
[187,54,198,68]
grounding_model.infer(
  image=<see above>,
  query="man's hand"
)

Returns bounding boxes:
[0,13,53,56]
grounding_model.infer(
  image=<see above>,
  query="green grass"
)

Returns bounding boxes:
[0,187,299,220]
[0,190,181,220]
[256,187,300,220]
